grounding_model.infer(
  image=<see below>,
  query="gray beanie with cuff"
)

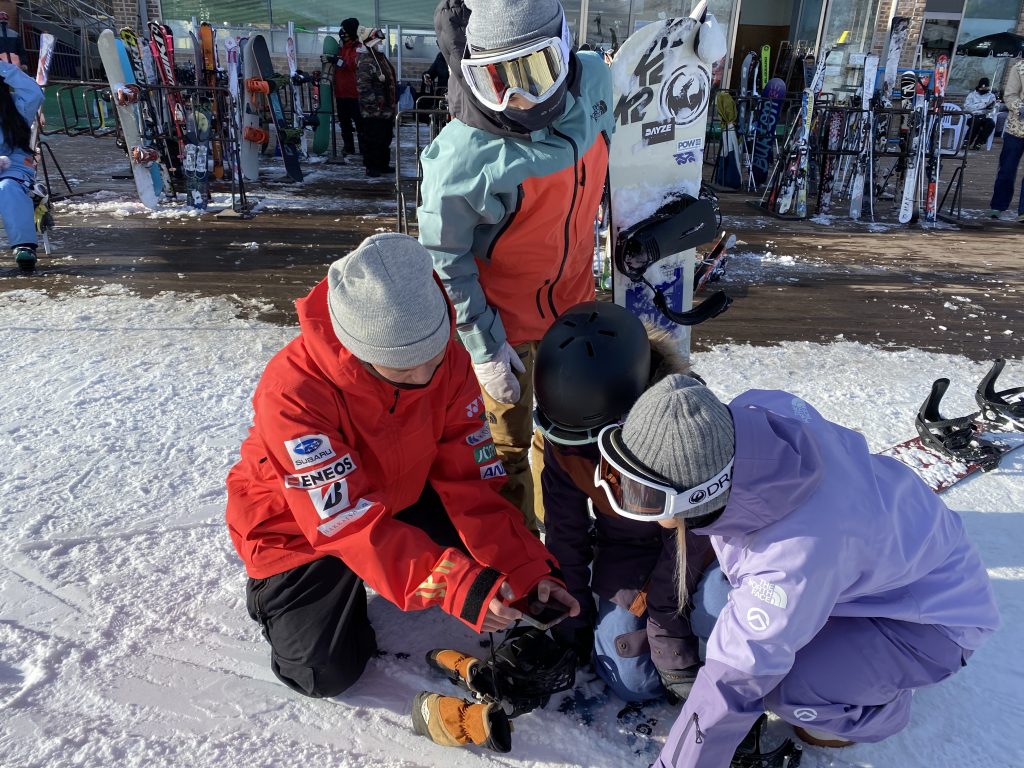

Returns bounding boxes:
[327,233,450,369]
[465,0,564,52]
[621,374,735,519]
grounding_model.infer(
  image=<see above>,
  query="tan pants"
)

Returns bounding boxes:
[479,342,545,533]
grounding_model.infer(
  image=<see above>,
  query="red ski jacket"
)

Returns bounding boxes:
[226,277,560,631]
[333,40,359,99]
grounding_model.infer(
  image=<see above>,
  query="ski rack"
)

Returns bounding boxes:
[395,97,451,235]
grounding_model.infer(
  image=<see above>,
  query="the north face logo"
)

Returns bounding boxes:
[592,100,608,120]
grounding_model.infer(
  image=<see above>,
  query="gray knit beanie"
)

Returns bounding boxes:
[465,0,564,52]
[327,233,450,368]
[621,374,735,519]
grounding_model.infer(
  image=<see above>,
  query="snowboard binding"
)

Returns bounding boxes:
[730,714,802,768]
[614,194,732,326]
[426,626,577,719]
[915,378,1001,470]
[976,358,1024,432]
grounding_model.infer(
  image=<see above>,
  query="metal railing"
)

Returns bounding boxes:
[19,0,114,80]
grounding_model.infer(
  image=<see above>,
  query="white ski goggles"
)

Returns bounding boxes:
[595,424,734,522]
[460,20,571,111]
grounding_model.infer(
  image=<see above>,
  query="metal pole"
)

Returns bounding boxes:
[578,0,590,47]
[396,24,402,81]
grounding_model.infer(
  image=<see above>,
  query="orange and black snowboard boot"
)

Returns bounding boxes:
[424,648,498,699]
[411,692,512,753]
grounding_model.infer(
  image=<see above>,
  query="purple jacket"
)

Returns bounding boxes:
[656,390,999,768]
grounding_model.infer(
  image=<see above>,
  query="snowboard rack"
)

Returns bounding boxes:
[730,714,802,768]
[976,358,1024,432]
[915,378,1001,469]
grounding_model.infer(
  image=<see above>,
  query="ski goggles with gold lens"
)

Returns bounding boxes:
[595,424,734,522]
[460,23,571,111]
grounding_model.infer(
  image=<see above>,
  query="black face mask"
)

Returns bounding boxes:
[503,79,569,132]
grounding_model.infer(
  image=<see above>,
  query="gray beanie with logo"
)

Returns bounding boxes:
[327,233,450,369]
[621,374,735,519]
[465,0,564,52]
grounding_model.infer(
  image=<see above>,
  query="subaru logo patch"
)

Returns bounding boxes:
[292,438,323,455]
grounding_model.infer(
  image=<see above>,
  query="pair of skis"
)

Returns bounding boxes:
[882,359,1024,493]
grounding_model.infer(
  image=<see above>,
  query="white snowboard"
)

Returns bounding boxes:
[608,2,720,359]
[240,35,264,182]
[97,29,160,209]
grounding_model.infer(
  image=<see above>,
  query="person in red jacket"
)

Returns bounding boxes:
[333,17,361,157]
[226,232,577,699]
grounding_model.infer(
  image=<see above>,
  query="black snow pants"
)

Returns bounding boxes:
[246,483,465,698]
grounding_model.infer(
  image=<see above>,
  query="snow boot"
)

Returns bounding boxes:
[13,246,37,272]
[425,649,498,700]
[411,692,512,753]
[793,725,854,748]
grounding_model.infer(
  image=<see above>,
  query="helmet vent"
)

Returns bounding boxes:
[587,312,599,323]
[562,319,577,328]
[585,341,595,357]
[558,337,574,350]
[597,329,616,337]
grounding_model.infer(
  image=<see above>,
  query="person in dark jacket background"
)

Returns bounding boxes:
[355,26,397,177]
[422,49,449,94]
[533,302,716,702]
[333,17,362,157]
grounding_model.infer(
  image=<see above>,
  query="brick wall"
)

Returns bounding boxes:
[870,0,930,68]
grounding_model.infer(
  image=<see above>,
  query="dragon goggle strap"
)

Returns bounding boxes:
[460,18,571,110]
[595,424,734,522]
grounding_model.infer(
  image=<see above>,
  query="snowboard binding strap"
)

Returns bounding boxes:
[730,714,802,768]
[916,378,1000,469]
[976,358,1024,432]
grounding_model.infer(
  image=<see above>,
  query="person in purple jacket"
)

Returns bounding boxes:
[533,301,716,702]
[595,374,999,768]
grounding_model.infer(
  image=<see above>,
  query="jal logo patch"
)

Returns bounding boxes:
[479,461,507,480]
[284,433,337,470]
[474,443,497,464]
[465,424,492,447]
[749,578,788,609]
[642,119,675,145]
[307,479,350,519]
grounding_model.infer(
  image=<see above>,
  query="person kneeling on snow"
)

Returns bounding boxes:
[226,233,578,708]
[595,375,999,768]
[532,301,717,703]
[1,59,44,271]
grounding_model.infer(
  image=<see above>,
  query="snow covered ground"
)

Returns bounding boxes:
[1,287,1021,768]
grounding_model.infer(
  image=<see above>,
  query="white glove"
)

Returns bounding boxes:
[0,155,11,172]
[473,342,526,404]
[696,16,727,66]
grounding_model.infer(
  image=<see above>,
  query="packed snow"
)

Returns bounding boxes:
[0,287,1021,768]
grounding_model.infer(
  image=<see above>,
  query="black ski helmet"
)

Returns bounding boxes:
[534,301,651,444]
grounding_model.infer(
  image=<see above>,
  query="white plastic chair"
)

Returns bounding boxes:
[939,103,966,156]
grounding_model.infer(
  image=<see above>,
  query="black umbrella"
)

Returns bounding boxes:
[956,32,1024,58]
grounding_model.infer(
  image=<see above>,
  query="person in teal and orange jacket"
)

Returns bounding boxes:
[417,0,614,534]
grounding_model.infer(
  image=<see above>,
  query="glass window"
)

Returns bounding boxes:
[818,0,882,98]
[949,0,1023,96]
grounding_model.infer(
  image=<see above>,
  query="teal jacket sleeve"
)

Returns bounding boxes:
[417,127,518,363]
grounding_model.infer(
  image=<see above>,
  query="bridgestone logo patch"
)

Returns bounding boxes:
[308,479,350,519]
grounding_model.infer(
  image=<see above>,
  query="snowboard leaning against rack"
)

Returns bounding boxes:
[248,34,303,182]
